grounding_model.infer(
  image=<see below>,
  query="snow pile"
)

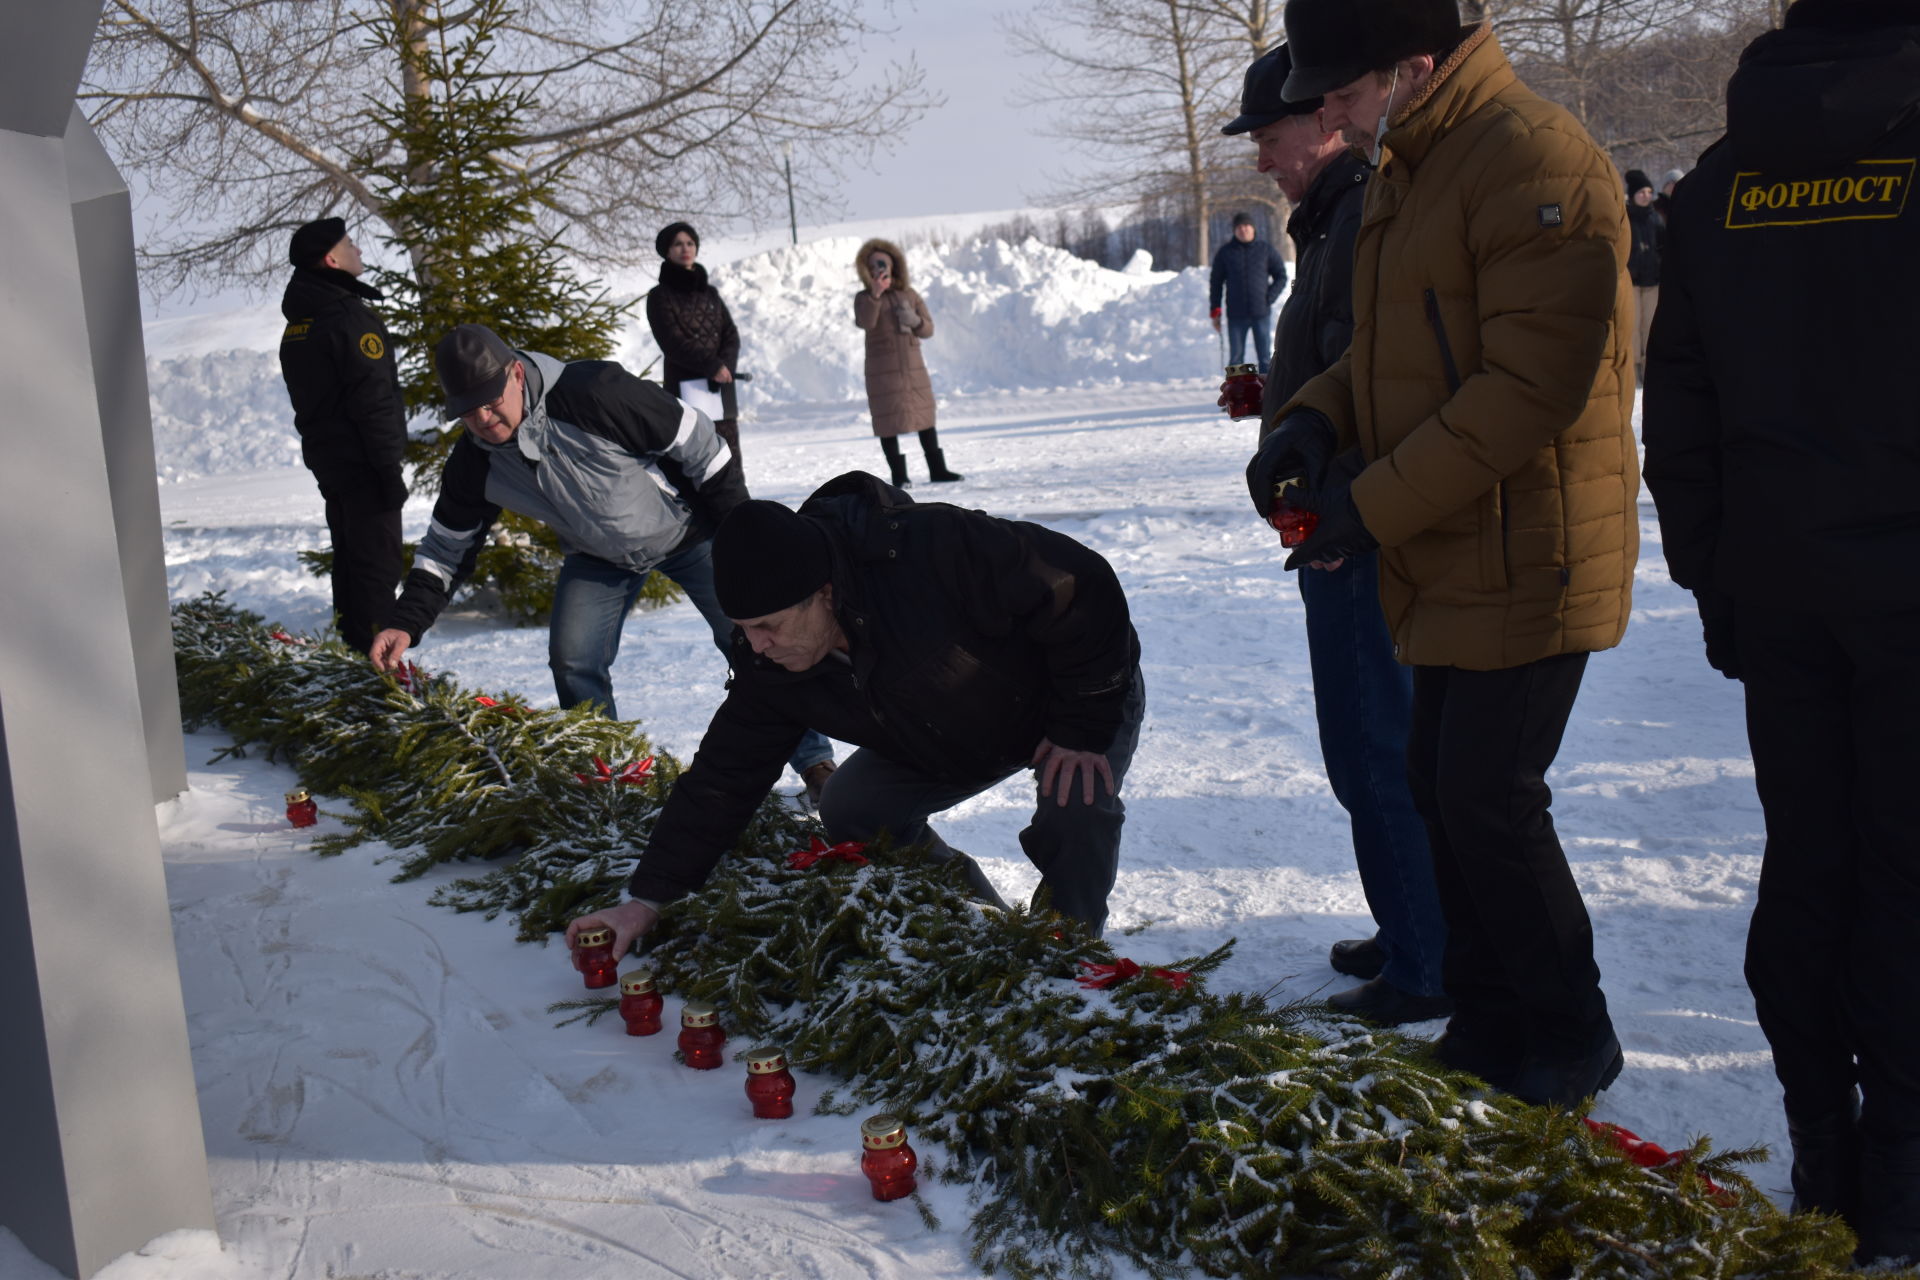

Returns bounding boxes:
[143,234,1222,480]
[147,349,303,482]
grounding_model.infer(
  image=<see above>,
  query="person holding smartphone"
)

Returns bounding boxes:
[853,238,960,487]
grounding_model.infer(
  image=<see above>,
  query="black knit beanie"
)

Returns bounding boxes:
[289,216,347,268]
[1624,169,1654,195]
[712,500,833,619]
[655,221,700,259]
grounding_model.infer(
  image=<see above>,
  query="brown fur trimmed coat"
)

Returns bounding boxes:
[853,238,936,438]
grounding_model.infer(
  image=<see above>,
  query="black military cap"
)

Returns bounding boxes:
[1223,44,1324,135]
[435,323,517,417]
[288,216,346,268]
[1282,0,1462,101]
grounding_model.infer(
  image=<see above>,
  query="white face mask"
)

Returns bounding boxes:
[1370,64,1401,167]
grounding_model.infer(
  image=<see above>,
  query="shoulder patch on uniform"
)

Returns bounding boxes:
[281,321,310,342]
[1537,203,1563,227]
[359,332,385,359]
[1725,158,1914,229]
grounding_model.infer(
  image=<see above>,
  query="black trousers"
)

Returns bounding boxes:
[1741,602,1920,1134]
[318,474,405,655]
[817,668,1145,937]
[1407,652,1610,1059]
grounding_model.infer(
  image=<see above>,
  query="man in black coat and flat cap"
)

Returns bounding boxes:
[1221,42,1449,1030]
[1643,0,1920,1263]
[278,216,409,654]
[564,473,1146,957]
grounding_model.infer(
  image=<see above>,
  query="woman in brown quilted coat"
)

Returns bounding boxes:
[854,238,960,486]
[647,222,744,473]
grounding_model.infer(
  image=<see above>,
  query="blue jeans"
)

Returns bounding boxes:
[1227,312,1272,375]
[1298,551,1446,997]
[548,540,834,775]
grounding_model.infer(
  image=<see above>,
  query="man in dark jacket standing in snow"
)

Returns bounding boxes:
[1224,42,1449,1028]
[1209,213,1289,373]
[564,474,1145,955]
[278,217,408,654]
[1623,168,1664,378]
[1643,0,1920,1263]
[368,324,835,796]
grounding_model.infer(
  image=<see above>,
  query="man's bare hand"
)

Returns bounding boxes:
[565,900,660,969]
[369,628,412,672]
[1032,737,1116,807]
[713,366,733,384]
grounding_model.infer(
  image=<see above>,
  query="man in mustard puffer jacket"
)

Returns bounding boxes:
[1249,0,1639,1108]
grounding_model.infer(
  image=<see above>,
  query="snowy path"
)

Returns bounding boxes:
[5,379,1784,1278]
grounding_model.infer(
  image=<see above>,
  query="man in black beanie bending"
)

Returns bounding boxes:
[278,216,409,653]
[565,471,1146,955]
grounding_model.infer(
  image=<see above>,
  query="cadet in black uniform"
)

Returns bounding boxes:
[1642,0,1920,1263]
[277,216,409,654]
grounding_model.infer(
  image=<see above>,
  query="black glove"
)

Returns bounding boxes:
[1694,591,1741,681]
[379,468,411,511]
[1282,469,1379,571]
[1246,408,1336,517]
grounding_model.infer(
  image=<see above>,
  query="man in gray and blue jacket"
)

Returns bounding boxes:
[369,323,836,797]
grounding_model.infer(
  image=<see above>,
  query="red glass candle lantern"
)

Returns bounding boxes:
[619,970,664,1036]
[285,789,318,828]
[1268,479,1321,548]
[572,925,619,990]
[1221,363,1265,420]
[859,1114,918,1202]
[678,1000,726,1070]
[744,1046,796,1119]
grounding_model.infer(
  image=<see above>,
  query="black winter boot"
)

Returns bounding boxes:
[924,447,963,482]
[1855,1126,1920,1267]
[1785,1093,1860,1219]
[883,448,911,488]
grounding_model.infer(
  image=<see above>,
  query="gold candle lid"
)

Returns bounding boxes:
[619,971,656,995]
[574,926,614,948]
[861,1114,907,1149]
[285,789,311,804]
[681,999,719,1028]
[745,1046,788,1074]
[1225,363,1256,377]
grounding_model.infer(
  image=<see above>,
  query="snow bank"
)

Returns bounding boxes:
[143,235,1226,480]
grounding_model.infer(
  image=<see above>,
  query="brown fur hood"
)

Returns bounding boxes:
[855,238,911,291]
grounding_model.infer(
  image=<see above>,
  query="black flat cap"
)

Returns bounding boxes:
[434,324,517,417]
[1223,44,1324,135]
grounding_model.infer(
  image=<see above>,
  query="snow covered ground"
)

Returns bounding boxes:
[7,231,1784,1278]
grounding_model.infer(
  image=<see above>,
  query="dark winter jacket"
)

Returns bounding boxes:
[1262,150,1369,427]
[627,471,1141,904]
[645,260,741,420]
[277,266,408,501]
[1208,235,1288,319]
[1643,6,1920,614]
[1626,201,1663,287]
[387,349,746,641]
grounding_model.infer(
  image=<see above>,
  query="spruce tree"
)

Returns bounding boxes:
[355,0,674,624]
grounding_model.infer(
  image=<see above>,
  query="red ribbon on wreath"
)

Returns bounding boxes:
[471,695,525,714]
[786,836,870,870]
[1583,1119,1731,1203]
[1077,958,1193,991]
[268,629,307,646]
[575,756,655,785]
[393,661,428,693]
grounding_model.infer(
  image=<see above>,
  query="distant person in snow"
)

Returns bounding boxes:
[1250,0,1639,1109]
[1655,166,1685,221]
[646,222,745,477]
[854,238,961,488]
[367,323,837,807]
[1642,0,1920,1264]
[564,477,1144,960]
[1624,169,1664,379]
[1208,212,1289,374]
[276,216,408,655]
[1222,41,1450,1029]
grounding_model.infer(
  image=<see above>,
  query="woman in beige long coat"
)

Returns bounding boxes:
[854,238,960,486]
